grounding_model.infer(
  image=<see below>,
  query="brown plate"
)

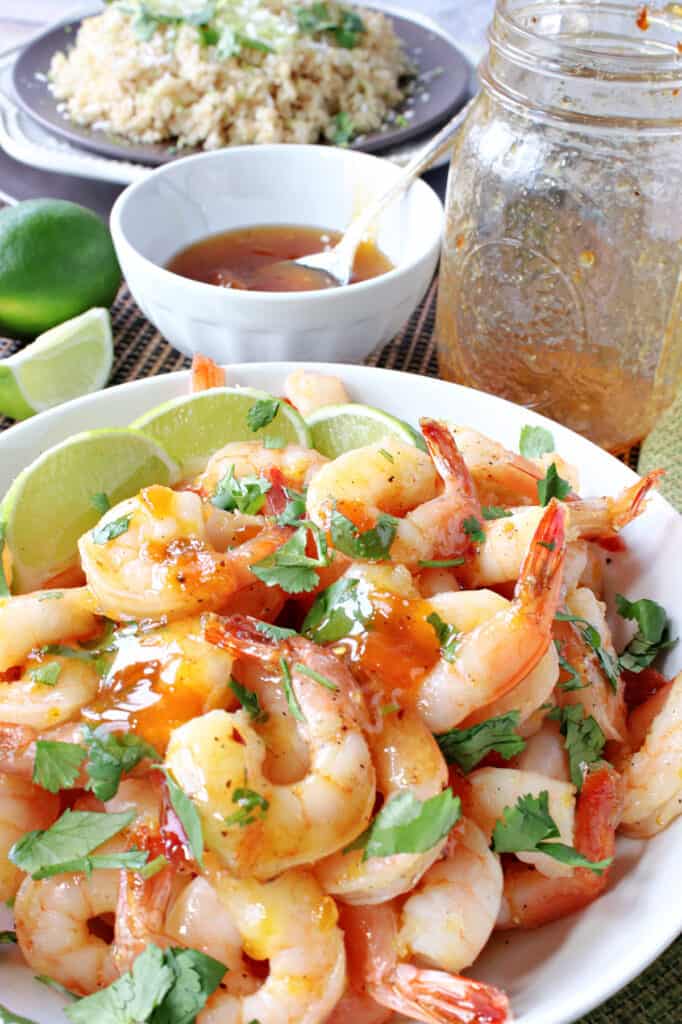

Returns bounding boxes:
[11,10,471,167]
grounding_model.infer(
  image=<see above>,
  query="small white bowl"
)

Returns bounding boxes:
[109,145,444,363]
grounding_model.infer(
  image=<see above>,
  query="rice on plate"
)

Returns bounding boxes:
[48,0,412,150]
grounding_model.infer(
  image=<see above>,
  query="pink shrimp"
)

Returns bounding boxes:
[190,354,226,392]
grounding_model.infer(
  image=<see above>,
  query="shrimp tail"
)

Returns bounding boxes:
[377,963,511,1024]
[263,466,290,517]
[608,469,663,531]
[570,470,663,548]
[190,354,226,392]
[515,499,566,614]
[420,420,479,503]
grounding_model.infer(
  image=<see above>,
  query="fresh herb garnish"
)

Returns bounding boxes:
[548,705,605,790]
[211,466,271,515]
[162,770,204,868]
[554,641,586,691]
[0,931,16,944]
[197,23,220,45]
[462,515,485,544]
[90,492,111,515]
[481,505,513,520]
[228,678,267,722]
[519,425,555,460]
[31,849,150,882]
[296,3,366,48]
[331,111,355,146]
[83,727,160,802]
[492,791,611,873]
[91,515,132,545]
[436,711,526,773]
[28,661,62,687]
[302,575,372,643]
[538,540,556,551]
[141,855,169,880]
[247,397,280,431]
[279,657,305,722]
[426,611,459,663]
[251,524,330,593]
[37,591,64,601]
[0,521,11,597]
[348,789,461,861]
[378,448,394,463]
[293,662,338,691]
[9,809,136,879]
[275,488,307,526]
[616,594,677,673]
[555,611,620,691]
[330,509,397,561]
[417,557,465,568]
[0,1003,38,1024]
[224,787,269,827]
[33,741,86,794]
[537,463,571,506]
[254,620,299,641]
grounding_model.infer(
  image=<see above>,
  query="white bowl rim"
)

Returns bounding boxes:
[109,144,444,306]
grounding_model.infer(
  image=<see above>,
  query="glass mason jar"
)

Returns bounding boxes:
[436,0,682,452]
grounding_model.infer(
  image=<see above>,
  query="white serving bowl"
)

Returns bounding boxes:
[0,363,680,1024]
[110,146,443,363]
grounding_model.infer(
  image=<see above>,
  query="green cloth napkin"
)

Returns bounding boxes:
[639,389,682,512]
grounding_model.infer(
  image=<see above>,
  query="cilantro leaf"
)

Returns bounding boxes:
[279,657,305,722]
[247,397,280,432]
[555,611,620,691]
[140,855,169,880]
[554,641,586,691]
[331,111,355,145]
[35,975,77,999]
[211,467,271,515]
[492,791,611,873]
[162,771,204,868]
[92,515,132,545]
[83,727,160,802]
[91,492,111,515]
[330,510,397,561]
[275,488,307,526]
[31,849,150,882]
[33,741,86,794]
[462,516,485,544]
[616,593,677,673]
[228,678,267,722]
[9,809,135,879]
[66,943,174,1024]
[351,789,461,861]
[0,521,10,598]
[251,524,329,594]
[150,947,226,1024]
[296,3,365,48]
[302,576,372,643]
[519,425,555,460]
[28,661,61,687]
[254,620,298,641]
[0,1003,38,1024]
[224,787,269,827]
[436,711,526,773]
[548,705,605,790]
[481,505,513,520]
[263,436,285,450]
[0,931,16,944]
[537,463,571,506]
[417,557,465,568]
[426,611,459,663]
[293,662,338,691]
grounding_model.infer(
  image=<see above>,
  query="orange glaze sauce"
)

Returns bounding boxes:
[166,223,394,293]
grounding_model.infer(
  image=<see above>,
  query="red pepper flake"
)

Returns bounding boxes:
[636,6,650,30]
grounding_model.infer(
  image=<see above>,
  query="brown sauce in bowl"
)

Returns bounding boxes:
[166,223,394,292]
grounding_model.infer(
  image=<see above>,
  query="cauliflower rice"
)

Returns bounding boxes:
[48,0,411,150]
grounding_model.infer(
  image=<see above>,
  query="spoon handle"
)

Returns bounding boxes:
[336,97,474,260]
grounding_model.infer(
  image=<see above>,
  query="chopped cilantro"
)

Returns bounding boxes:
[279,657,305,722]
[481,505,513,520]
[330,509,397,561]
[275,488,307,526]
[9,809,136,879]
[0,931,16,944]
[616,593,677,673]
[548,705,605,790]
[28,661,62,687]
[519,425,555,460]
[331,111,355,146]
[91,515,131,545]
[302,576,372,643]
[426,611,459,662]
[263,436,285,450]
[296,3,366,48]
[348,789,461,861]
[0,1003,38,1023]
[251,524,330,593]
[417,557,465,568]
[254,620,298,641]
[247,397,280,431]
[293,662,338,691]
[436,711,526,773]
[537,463,571,506]
[462,515,485,544]
[32,849,150,882]
[537,540,556,551]
[554,641,586,691]
[90,492,111,515]
[228,678,267,722]
[555,611,620,691]
[162,770,204,868]
[378,448,394,463]
[33,741,86,794]
[140,855,169,880]
[211,466,271,515]
[224,787,269,827]
[0,521,9,598]
[83,727,160,802]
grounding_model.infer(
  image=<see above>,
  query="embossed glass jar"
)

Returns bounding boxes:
[436,0,682,451]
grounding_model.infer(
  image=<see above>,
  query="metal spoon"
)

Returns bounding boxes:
[275,101,473,289]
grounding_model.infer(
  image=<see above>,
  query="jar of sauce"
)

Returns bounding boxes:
[436,0,682,452]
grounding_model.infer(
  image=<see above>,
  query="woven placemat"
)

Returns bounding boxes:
[0,282,679,1018]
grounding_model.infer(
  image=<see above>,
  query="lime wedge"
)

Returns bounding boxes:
[132,387,311,477]
[1,429,177,593]
[307,403,427,458]
[0,308,113,421]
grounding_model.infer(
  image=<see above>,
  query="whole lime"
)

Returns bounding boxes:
[0,198,121,338]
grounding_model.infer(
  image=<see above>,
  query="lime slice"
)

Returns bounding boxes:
[132,387,311,477]
[1,429,177,593]
[307,403,427,458]
[0,308,113,421]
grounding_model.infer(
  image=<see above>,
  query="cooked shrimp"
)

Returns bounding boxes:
[316,710,449,904]
[0,587,98,672]
[78,485,292,621]
[497,764,620,929]
[619,672,682,837]
[338,900,510,1024]
[464,471,660,588]
[417,500,566,732]
[191,354,226,392]
[0,654,99,730]
[465,767,576,879]
[199,863,346,1024]
[14,869,121,995]
[166,618,375,878]
[399,818,503,973]
[0,774,60,902]
[284,369,351,416]
[195,440,327,497]
[513,718,570,781]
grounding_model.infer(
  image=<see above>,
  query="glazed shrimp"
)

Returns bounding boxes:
[166,618,375,878]
[316,710,449,904]
[338,900,510,1024]
[284,369,351,416]
[0,774,60,902]
[417,500,566,732]
[399,818,503,974]
[465,471,661,588]
[619,672,682,837]
[195,440,328,498]
[199,863,346,1024]
[78,485,292,621]
[497,764,620,929]
[0,586,98,672]
[0,654,100,729]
